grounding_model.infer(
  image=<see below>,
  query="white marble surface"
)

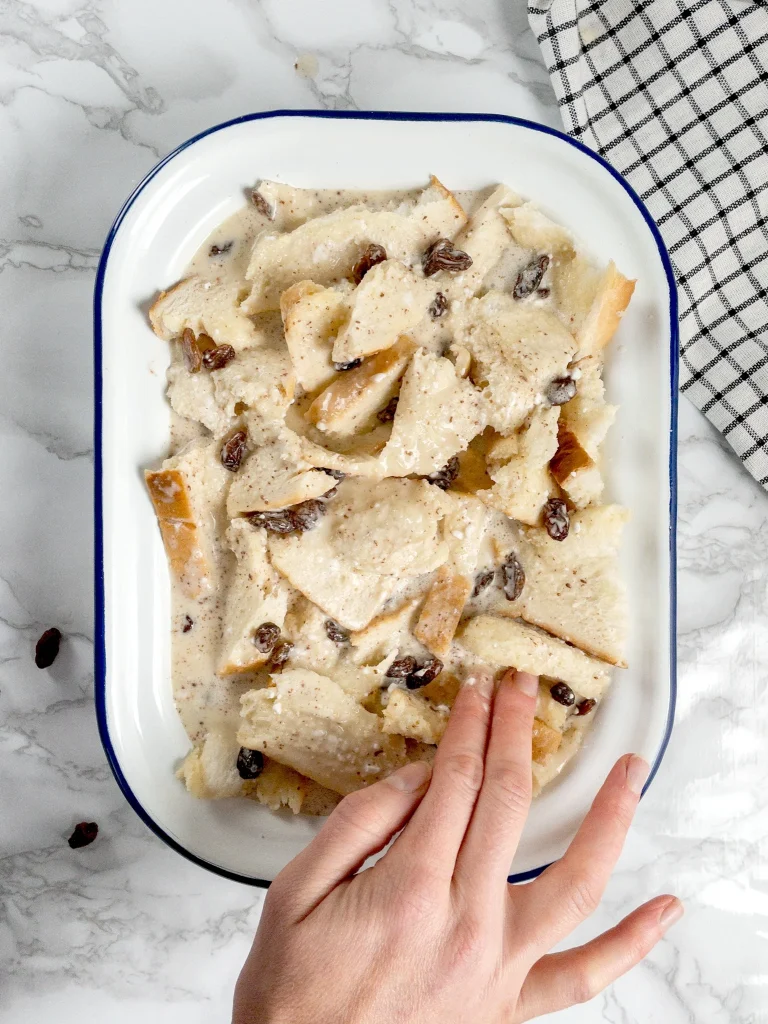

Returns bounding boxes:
[1,1,767,1021]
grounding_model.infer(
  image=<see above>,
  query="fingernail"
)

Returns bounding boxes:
[626,754,650,795]
[386,760,432,793]
[512,670,539,698]
[658,897,684,932]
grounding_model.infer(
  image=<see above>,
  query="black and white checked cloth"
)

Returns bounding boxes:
[528,0,768,487]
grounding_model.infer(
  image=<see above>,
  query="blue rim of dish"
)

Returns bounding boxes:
[94,108,679,889]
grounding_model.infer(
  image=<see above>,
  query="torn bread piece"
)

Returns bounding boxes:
[227,431,336,515]
[150,277,261,352]
[280,281,350,393]
[520,505,629,667]
[145,437,230,597]
[218,520,292,676]
[549,421,604,508]
[414,494,487,657]
[458,292,577,433]
[378,348,487,476]
[238,670,412,795]
[167,358,232,437]
[349,597,423,665]
[458,615,612,699]
[330,478,449,576]
[243,178,466,313]
[269,512,402,631]
[243,759,309,814]
[479,406,560,525]
[213,348,295,443]
[382,688,449,745]
[282,595,341,676]
[500,203,575,256]
[177,730,243,799]
[561,355,617,458]
[332,260,436,365]
[532,718,562,765]
[420,671,462,708]
[576,262,636,358]
[439,184,522,299]
[307,336,416,438]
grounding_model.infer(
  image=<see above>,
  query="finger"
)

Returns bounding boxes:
[514,753,649,955]
[454,669,538,901]
[273,759,432,919]
[390,668,495,881]
[514,895,683,1020]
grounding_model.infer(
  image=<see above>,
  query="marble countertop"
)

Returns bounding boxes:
[2,1,767,1021]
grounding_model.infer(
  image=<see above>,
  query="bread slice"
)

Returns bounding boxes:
[532,718,562,764]
[382,688,449,745]
[280,281,350,393]
[238,669,412,795]
[440,184,522,299]
[349,597,423,665]
[478,406,560,525]
[307,336,415,437]
[145,438,229,598]
[378,349,487,476]
[243,759,309,813]
[520,505,629,667]
[243,178,466,314]
[414,566,473,658]
[268,516,401,631]
[217,520,292,676]
[549,422,604,508]
[227,432,335,515]
[458,291,577,433]
[332,260,436,364]
[500,203,575,256]
[576,261,636,357]
[177,730,243,799]
[212,348,295,444]
[458,615,612,699]
[166,357,232,436]
[149,276,261,352]
[281,594,341,676]
[561,355,617,458]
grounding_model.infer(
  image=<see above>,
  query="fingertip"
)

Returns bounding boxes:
[624,753,650,795]
[385,759,432,793]
[464,667,494,696]
[657,896,684,932]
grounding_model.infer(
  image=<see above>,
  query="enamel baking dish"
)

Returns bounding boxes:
[94,111,678,886]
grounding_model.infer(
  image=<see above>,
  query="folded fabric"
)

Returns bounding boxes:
[529,0,768,488]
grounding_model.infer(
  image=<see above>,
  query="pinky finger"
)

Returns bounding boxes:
[513,895,683,1021]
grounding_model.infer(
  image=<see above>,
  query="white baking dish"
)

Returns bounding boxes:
[94,111,678,886]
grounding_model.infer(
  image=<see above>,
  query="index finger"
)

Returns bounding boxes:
[387,668,494,883]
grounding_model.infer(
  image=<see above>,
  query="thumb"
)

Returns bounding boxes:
[276,760,432,918]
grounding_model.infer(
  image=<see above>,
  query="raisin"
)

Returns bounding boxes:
[68,821,98,849]
[269,639,294,671]
[575,698,597,716]
[220,429,248,472]
[427,455,459,491]
[182,615,194,633]
[428,291,449,320]
[237,747,264,780]
[253,622,281,653]
[250,190,273,218]
[550,682,576,706]
[546,376,577,406]
[536,287,550,298]
[35,628,61,669]
[377,396,399,423]
[333,358,363,372]
[181,328,202,373]
[322,468,346,481]
[513,255,550,299]
[501,553,525,601]
[473,568,496,598]
[209,241,233,256]
[325,620,349,644]
[386,656,417,679]
[196,333,216,352]
[407,657,443,689]
[203,344,236,370]
[246,509,298,534]
[291,499,326,532]
[422,238,473,277]
[352,243,387,285]
[543,497,570,541]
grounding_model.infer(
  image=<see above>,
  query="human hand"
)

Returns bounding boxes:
[233,668,682,1023]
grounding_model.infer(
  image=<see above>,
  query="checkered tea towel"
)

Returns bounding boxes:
[528,0,768,487]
